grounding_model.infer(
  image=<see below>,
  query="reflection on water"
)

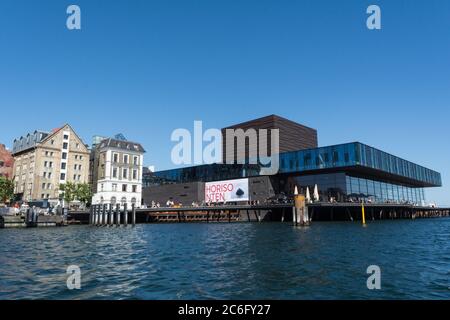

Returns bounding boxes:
[0,219,449,299]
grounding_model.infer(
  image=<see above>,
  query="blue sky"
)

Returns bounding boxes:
[0,0,449,205]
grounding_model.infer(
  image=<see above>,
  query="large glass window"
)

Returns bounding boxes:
[345,175,424,205]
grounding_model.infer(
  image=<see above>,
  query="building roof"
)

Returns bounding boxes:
[97,138,146,153]
[12,130,49,155]
[11,124,89,155]
[222,114,317,132]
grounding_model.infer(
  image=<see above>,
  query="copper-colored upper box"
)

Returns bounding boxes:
[221,114,318,163]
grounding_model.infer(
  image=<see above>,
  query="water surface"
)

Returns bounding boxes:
[0,219,449,299]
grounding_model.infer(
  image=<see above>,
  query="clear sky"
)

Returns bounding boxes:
[0,0,449,205]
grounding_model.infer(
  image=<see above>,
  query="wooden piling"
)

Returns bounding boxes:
[292,206,297,225]
[103,204,108,226]
[132,204,136,227]
[95,205,98,225]
[99,204,104,225]
[115,204,120,226]
[89,206,93,225]
[109,204,114,226]
[123,203,128,226]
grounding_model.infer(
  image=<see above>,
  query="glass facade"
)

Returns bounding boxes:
[144,142,440,205]
[346,176,425,205]
[144,163,260,187]
[279,142,441,187]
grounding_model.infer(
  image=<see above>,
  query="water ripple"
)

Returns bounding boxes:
[1,219,450,299]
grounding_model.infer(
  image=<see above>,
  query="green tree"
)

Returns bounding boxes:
[59,181,77,204]
[0,176,14,204]
[76,183,93,207]
[60,182,93,207]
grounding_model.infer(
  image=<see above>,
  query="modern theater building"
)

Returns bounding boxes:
[142,115,442,207]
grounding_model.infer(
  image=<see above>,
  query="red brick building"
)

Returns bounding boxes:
[0,144,14,179]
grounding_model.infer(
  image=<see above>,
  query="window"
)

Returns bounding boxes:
[112,184,117,191]
[50,152,54,156]
[62,152,67,160]
[63,134,69,140]
[122,184,127,192]
[74,164,77,170]
[61,163,66,170]
[133,169,137,180]
[111,197,116,205]
[73,174,77,180]
[51,139,54,145]
[112,168,118,178]
[49,161,53,168]
[47,183,51,190]
[45,151,49,156]
[76,143,79,149]
[41,194,45,199]
[131,197,136,205]
[123,169,128,179]
[304,154,311,166]
[63,142,68,149]
[79,155,83,160]
[75,155,78,160]
[133,156,138,165]
[78,175,81,181]
[60,173,66,180]
[46,194,50,198]
[78,165,82,170]
[42,183,46,189]
[121,197,126,205]
[43,172,47,178]
[132,185,137,193]
[44,161,48,167]
[48,172,52,179]
[124,155,129,164]
[333,151,339,163]
[113,153,118,163]
[101,184,104,191]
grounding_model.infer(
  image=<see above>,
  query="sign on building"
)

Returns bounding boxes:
[204,178,249,203]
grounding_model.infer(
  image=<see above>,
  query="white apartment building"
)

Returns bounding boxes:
[90,138,145,208]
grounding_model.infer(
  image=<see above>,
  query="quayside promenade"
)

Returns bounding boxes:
[67,202,450,226]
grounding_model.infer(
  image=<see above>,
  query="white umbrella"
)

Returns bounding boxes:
[306,187,311,203]
[294,185,299,196]
[313,184,320,202]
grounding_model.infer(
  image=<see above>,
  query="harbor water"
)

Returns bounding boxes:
[0,219,449,299]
